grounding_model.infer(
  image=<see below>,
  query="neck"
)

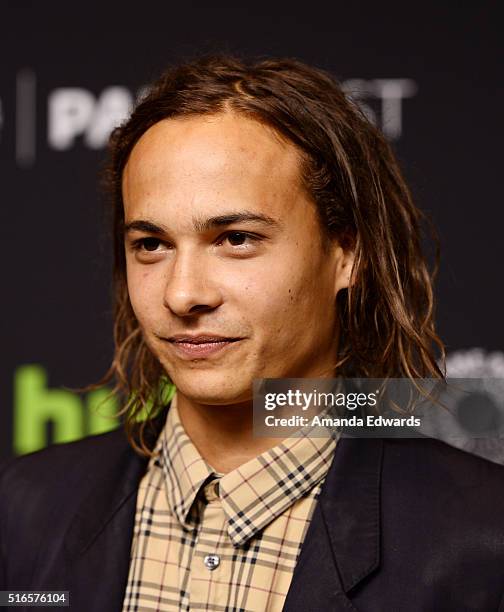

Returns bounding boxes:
[176,393,285,473]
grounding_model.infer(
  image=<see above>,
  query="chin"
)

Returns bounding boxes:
[164,367,254,405]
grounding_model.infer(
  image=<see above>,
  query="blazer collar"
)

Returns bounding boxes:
[284,437,384,611]
[319,436,384,592]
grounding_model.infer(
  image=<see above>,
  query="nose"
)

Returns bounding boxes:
[163,249,223,317]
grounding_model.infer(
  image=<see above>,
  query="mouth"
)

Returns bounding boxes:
[166,334,243,359]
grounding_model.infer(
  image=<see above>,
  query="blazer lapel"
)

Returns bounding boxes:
[283,437,384,611]
[63,410,168,612]
[63,446,148,612]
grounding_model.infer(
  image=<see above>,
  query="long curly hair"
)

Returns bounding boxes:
[99,54,445,455]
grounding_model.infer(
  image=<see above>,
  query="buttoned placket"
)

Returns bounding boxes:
[190,478,226,606]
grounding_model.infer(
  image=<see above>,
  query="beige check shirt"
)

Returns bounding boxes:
[122,395,337,611]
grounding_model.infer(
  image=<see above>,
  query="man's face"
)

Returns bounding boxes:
[122,112,353,405]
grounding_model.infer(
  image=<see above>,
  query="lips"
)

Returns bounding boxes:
[166,334,243,358]
[168,334,240,343]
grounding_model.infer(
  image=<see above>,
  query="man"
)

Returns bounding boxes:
[1,55,504,611]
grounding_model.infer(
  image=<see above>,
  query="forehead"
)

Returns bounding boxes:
[122,112,306,220]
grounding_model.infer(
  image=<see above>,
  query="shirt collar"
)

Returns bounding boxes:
[158,393,338,546]
[158,394,219,529]
[219,431,337,546]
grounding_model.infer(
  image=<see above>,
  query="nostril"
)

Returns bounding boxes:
[189,304,214,314]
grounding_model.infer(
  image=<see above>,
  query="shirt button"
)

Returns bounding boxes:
[204,554,220,570]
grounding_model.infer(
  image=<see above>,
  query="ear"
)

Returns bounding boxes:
[332,242,356,297]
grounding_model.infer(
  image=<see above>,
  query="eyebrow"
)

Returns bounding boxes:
[194,211,281,232]
[124,211,282,235]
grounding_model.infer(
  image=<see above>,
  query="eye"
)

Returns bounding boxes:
[140,237,162,251]
[128,237,170,262]
[214,231,264,257]
[131,237,164,252]
[226,231,250,246]
[217,231,262,248]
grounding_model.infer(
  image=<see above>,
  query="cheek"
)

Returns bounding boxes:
[126,264,163,326]
[239,271,312,335]
[253,259,334,336]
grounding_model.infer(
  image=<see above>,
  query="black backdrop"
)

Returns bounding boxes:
[1,2,502,462]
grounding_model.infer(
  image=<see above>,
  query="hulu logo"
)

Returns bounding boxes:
[13,364,119,455]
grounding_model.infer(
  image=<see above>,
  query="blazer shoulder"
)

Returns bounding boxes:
[1,427,129,487]
[382,436,504,510]
[384,435,504,474]
[0,406,169,517]
[0,427,155,591]
[0,427,138,525]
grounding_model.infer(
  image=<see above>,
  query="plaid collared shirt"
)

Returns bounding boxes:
[122,394,337,611]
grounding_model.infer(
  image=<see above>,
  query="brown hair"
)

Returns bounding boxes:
[100,53,445,455]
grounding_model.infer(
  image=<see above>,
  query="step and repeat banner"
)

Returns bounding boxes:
[1,4,502,463]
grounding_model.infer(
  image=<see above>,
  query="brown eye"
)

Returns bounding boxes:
[227,232,248,246]
[142,238,161,251]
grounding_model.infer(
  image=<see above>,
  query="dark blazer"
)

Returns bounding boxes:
[1,408,504,612]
